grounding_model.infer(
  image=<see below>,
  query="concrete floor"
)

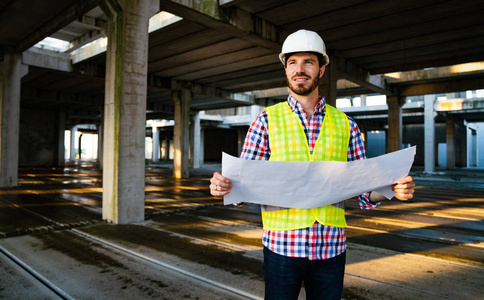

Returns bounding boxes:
[0,160,483,299]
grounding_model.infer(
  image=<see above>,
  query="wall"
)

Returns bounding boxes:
[403,123,446,167]
[454,120,467,168]
[19,108,59,167]
[204,128,238,162]
[366,130,386,158]
[478,123,484,167]
[468,122,484,168]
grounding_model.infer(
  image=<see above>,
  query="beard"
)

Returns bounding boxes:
[287,72,320,96]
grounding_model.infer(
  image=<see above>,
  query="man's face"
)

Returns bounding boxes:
[285,53,325,96]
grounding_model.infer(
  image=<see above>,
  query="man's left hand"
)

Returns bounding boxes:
[393,176,415,201]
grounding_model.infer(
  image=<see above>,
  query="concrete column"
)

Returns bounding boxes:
[237,128,246,157]
[192,111,201,168]
[161,133,171,161]
[189,116,194,168]
[70,125,77,160]
[167,134,172,160]
[0,51,27,187]
[152,125,159,162]
[250,105,262,121]
[160,134,166,160]
[445,117,466,169]
[78,133,83,159]
[356,120,368,148]
[319,58,338,107]
[199,128,205,166]
[100,0,159,224]
[446,118,455,170]
[387,95,403,153]
[57,110,66,167]
[172,88,191,178]
[424,95,436,173]
[97,123,103,169]
[454,119,467,168]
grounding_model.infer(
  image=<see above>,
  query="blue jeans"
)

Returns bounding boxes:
[263,247,346,300]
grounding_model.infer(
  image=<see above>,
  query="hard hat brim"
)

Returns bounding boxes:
[279,51,330,66]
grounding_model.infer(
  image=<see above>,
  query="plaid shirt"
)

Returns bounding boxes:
[240,95,379,260]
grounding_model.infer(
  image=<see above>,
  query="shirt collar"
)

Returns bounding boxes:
[287,94,326,114]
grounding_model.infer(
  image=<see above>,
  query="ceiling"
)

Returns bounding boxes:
[1,0,484,126]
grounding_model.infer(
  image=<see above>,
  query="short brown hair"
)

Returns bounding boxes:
[284,52,326,68]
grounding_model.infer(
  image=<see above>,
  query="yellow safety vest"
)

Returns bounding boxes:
[261,101,350,231]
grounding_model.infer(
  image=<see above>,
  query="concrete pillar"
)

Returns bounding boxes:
[172,88,191,178]
[250,105,262,121]
[57,110,66,167]
[200,128,205,165]
[446,118,455,170]
[160,134,166,160]
[78,133,83,159]
[424,95,436,173]
[167,134,172,160]
[161,133,171,161]
[319,58,338,107]
[387,95,403,153]
[454,119,467,168]
[356,120,368,148]
[237,128,246,157]
[70,125,77,160]
[97,123,103,169]
[0,51,27,187]
[360,94,367,106]
[100,0,158,224]
[192,111,201,168]
[189,117,194,168]
[152,125,159,163]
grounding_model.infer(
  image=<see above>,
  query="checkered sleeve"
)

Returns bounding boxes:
[240,111,271,161]
[347,117,380,210]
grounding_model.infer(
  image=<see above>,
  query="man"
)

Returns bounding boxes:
[210,29,415,300]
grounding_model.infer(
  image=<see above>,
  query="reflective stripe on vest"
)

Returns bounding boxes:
[261,101,350,231]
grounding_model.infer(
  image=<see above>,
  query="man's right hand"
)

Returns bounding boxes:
[210,171,232,196]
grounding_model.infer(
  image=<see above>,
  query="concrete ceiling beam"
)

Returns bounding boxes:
[170,78,255,106]
[14,0,98,52]
[147,74,255,107]
[399,74,484,97]
[64,30,106,53]
[158,0,281,52]
[23,48,72,72]
[334,54,394,96]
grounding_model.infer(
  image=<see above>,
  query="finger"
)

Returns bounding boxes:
[211,172,231,188]
[210,184,231,197]
[395,189,411,198]
[213,171,228,182]
[210,173,223,186]
[394,177,415,192]
[394,185,415,193]
[394,192,414,201]
[397,176,413,185]
[213,184,227,192]
[210,183,218,196]
[210,182,231,192]
[217,172,231,184]
[210,172,219,184]
[394,186,415,200]
[394,183,415,191]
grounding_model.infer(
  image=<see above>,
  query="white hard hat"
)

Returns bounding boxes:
[279,29,329,66]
